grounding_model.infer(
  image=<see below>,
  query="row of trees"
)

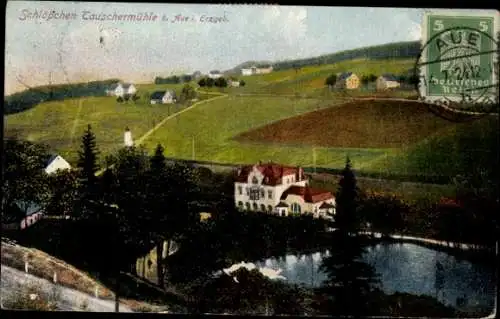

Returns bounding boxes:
[154,74,193,85]
[197,77,245,88]
[4,79,121,115]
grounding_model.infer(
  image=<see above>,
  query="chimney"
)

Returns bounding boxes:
[124,127,133,147]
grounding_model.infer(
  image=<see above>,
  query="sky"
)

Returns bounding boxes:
[4,2,496,95]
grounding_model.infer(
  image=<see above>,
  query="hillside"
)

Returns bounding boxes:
[227,41,419,74]
[234,100,456,149]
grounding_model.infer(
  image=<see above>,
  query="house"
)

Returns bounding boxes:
[44,154,71,175]
[241,68,253,76]
[228,79,240,87]
[109,83,137,97]
[335,72,360,89]
[256,65,273,74]
[234,162,335,219]
[241,65,273,76]
[2,200,45,230]
[376,74,401,90]
[192,71,203,79]
[150,90,177,104]
[208,70,222,79]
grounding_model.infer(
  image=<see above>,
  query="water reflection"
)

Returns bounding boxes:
[254,243,495,313]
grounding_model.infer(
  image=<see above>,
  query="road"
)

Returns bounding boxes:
[1,265,133,312]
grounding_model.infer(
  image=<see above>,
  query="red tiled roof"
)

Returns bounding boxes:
[281,186,334,204]
[235,163,306,186]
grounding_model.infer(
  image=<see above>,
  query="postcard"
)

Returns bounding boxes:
[3,1,499,317]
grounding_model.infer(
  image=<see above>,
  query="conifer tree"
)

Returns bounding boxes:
[77,124,100,201]
[317,156,379,316]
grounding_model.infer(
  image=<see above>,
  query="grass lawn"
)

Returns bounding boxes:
[4,96,192,164]
[141,95,389,168]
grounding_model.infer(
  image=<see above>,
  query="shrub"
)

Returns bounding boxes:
[3,283,60,311]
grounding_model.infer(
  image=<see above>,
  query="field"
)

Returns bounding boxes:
[142,95,388,169]
[4,85,214,164]
[234,100,455,149]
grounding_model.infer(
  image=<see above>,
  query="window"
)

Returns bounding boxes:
[245,202,251,210]
[253,203,258,211]
[246,187,249,196]
[252,176,258,184]
[260,204,266,212]
[268,205,273,212]
[260,189,265,198]
[238,201,243,209]
[249,187,260,200]
[291,203,301,214]
[268,190,273,199]
[238,186,242,195]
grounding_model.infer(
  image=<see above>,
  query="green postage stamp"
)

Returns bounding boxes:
[418,10,499,106]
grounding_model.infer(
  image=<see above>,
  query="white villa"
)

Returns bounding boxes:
[234,162,335,219]
[44,155,71,175]
[107,83,137,97]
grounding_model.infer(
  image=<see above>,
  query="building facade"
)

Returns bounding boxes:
[376,74,401,90]
[335,72,360,89]
[234,162,335,219]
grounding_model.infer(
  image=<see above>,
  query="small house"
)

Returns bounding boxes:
[2,200,45,230]
[208,70,222,79]
[228,80,240,87]
[109,83,137,97]
[44,154,71,175]
[150,90,177,104]
[335,72,360,89]
[241,68,253,76]
[376,74,401,90]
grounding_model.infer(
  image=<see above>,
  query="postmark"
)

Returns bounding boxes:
[416,11,499,113]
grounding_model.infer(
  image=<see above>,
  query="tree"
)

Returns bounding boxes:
[46,169,80,218]
[76,124,100,217]
[325,74,337,89]
[206,77,215,88]
[2,139,51,223]
[145,144,172,287]
[214,77,228,88]
[198,78,206,87]
[179,84,197,103]
[317,157,380,316]
[239,80,246,87]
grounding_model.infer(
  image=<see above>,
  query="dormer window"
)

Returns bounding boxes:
[252,176,258,184]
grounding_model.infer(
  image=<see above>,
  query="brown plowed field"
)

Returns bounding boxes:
[234,100,457,148]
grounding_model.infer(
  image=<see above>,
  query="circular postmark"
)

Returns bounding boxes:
[414,26,499,118]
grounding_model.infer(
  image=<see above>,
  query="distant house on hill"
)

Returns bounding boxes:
[208,70,222,79]
[45,154,71,175]
[241,68,253,76]
[228,79,240,87]
[107,83,137,97]
[376,74,401,90]
[335,72,360,89]
[150,90,177,104]
[192,71,203,79]
[241,65,274,76]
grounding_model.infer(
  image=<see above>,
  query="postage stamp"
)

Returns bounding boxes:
[417,10,499,109]
[3,2,499,317]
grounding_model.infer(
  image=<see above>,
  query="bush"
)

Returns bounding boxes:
[3,283,61,311]
[117,96,124,103]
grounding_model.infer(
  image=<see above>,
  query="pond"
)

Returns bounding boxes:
[254,242,496,314]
